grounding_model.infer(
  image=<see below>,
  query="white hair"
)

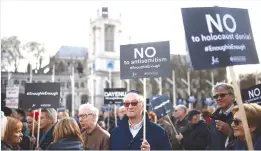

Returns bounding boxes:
[79,103,99,123]
[1,111,7,139]
[119,106,125,111]
[42,108,58,123]
[175,105,188,114]
[123,92,145,104]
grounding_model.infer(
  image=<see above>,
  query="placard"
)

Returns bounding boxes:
[104,88,127,104]
[241,84,261,105]
[23,83,60,110]
[120,41,171,79]
[181,7,259,70]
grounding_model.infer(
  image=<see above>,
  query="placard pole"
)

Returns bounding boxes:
[187,71,192,109]
[32,111,36,137]
[52,64,55,82]
[229,66,254,150]
[109,68,112,88]
[143,78,147,141]
[114,104,118,127]
[166,115,178,134]
[172,70,176,107]
[36,108,41,148]
[159,77,162,95]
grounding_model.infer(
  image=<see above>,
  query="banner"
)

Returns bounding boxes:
[120,41,171,79]
[5,86,19,108]
[150,94,173,119]
[181,7,259,70]
[241,84,261,105]
[104,88,127,104]
[23,83,60,110]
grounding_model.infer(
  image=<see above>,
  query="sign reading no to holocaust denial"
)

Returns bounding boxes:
[181,7,259,70]
[23,83,60,110]
[120,41,171,79]
[241,84,261,105]
[104,88,127,104]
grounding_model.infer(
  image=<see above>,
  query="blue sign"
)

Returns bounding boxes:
[107,61,114,69]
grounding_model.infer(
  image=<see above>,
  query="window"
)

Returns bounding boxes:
[60,82,65,88]
[80,82,85,88]
[92,27,96,55]
[75,82,79,88]
[81,95,88,104]
[104,24,115,52]
[14,80,20,85]
[67,82,71,88]
[21,80,26,86]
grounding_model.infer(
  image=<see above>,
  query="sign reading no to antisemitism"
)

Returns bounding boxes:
[120,41,171,79]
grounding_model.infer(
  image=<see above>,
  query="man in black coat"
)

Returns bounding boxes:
[176,110,210,150]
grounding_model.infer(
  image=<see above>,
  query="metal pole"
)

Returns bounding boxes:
[109,68,112,88]
[29,65,32,83]
[211,71,214,86]
[71,66,75,117]
[187,71,192,109]
[159,77,162,95]
[127,80,130,91]
[52,64,55,82]
[172,70,176,107]
[255,71,258,84]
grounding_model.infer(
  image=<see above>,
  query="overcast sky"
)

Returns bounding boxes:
[1,0,261,74]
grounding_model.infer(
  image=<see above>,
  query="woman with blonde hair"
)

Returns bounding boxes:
[227,103,261,150]
[2,117,23,150]
[46,117,84,150]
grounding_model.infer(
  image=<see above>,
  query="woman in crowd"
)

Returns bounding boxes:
[1,111,8,150]
[2,117,23,150]
[46,117,84,150]
[227,103,261,150]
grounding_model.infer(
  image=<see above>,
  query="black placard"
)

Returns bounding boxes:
[104,88,127,104]
[181,7,259,70]
[23,83,60,110]
[150,94,173,119]
[241,84,261,105]
[120,41,171,79]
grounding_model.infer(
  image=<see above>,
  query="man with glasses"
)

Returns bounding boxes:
[79,103,110,150]
[207,83,236,150]
[110,90,172,150]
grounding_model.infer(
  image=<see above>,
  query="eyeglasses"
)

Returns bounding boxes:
[78,113,93,119]
[232,119,242,126]
[123,101,140,107]
[213,93,229,99]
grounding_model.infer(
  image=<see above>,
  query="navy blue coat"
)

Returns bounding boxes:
[110,114,172,150]
[46,136,83,150]
[207,107,235,150]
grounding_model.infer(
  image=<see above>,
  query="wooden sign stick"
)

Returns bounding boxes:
[229,66,254,150]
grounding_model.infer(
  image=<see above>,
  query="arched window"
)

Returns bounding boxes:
[81,95,88,104]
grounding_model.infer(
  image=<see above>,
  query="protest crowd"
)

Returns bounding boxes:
[1,82,261,150]
[2,5,261,151]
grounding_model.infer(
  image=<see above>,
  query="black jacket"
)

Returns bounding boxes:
[208,105,236,150]
[181,120,210,150]
[46,136,83,150]
[39,124,56,150]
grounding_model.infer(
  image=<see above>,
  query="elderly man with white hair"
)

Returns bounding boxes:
[110,90,172,150]
[79,103,110,150]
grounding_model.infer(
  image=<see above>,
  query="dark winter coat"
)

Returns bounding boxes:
[181,120,210,150]
[110,114,172,150]
[39,124,56,150]
[226,135,261,150]
[46,136,83,150]
[207,106,235,150]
